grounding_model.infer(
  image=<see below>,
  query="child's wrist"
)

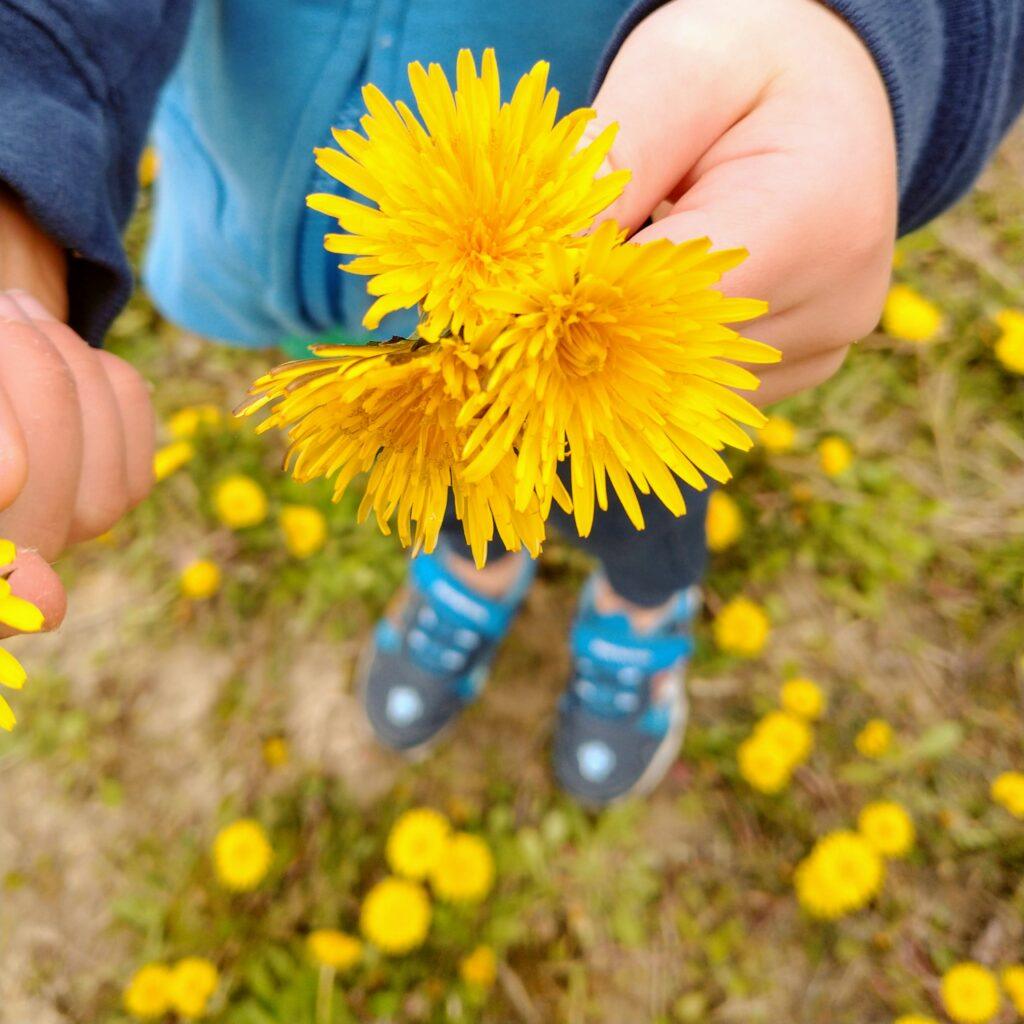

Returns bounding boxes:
[0,185,68,321]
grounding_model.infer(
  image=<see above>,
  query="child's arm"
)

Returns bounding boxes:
[0,1,196,628]
[590,0,1024,403]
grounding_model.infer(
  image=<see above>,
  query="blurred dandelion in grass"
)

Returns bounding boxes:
[1000,966,1024,1014]
[780,677,826,720]
[737,733,794,794]
[713,596,770,657]
[168,957,219,1019]
[261,736,289,767]
[123,963,172,1020]
[167,404,222,440]
[307,929,362,971]
[993,309,1024,374]
[386,807,450,881]
[460,945,498,989]
[705,490,743,552]
[758,414,797,453]
[359,877,431,954]
[990,771,1024,817]
[893,1016,939,1024]
[941,963,1001,1024]
[856,718,894,758]
[817,436,854,477]
[279,504,328,559]
[179,559,221,601]
[882,284,943,343]
[153,440,195,482]
[794,830,884,920]
[430,831,495,903]
[212,819,272,892]
[213,475,268,530]
[857,801,915,859]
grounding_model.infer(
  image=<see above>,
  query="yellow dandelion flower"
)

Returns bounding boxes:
[752,710,814,767]
[279,504,328,559]
[430,832,495,903]
[386,808,451,881]
[308,48,630,337]
[1000,965,1024,1014]
[713,596,770,657]
[262,736,289,767]
[758,415,797,453]
[307,929,362,971]
[168,957,219,1020]
[0,560,42,732]
[167,404,222,440]
[794,830,885,920]
[706,490,743,552]
[124,963,172,1020]
[994,309,1024,374]
[780,677,826,721]
[153,440,194,482]
[212,819,272,892]
[737,733,793,794]
[0,576,43,634]
[857,801,915,859]
[360,877,432,954]
[137,145,161,188]
[460,945,498,989]
[240,340,551,567]
[990,771,1024,818]
[213,474,268,530]
[941,963,1001,1024]
[893,1016,939,1024]
[461,222,775,536]
[179,560,221,601]
[818,436,853,477]
[881,284,943,343]
[856,718,894,758]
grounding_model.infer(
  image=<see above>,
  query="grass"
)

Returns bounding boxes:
[0,127,1022,1024]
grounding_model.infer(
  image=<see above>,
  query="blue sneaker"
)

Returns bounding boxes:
[553,578,699,806]
[358,545,535,757]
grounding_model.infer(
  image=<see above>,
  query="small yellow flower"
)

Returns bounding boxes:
[153,440,195,482]
[137,145,161,188]
[430,832,495,903]
[213,475,268,530]
[893,1016,939,1024]
[168,957,219,1019]
[713,597,770,657]
[794,830,885,920]
[990,771,1024,818]
[307,929,362,971]
[1000,965,1024,1014]
[940,963,1001,1024]
[360,877,432,955]
[168,404,222,440]
[705,491,743,552]
[124,963,172,1020]
[882,284,943,343]
[818,436,854,477]
[737,733,793,794]
[780,677,826,721]
[280,504,328,559]
[858,801,915,859]
[212,819,272,891]
[0,576,44,633]
[759,415,797,453]
[752,710,814,766]
[993,309,1024,375]
[180,560,221,601]
[856,718,894,758]
[460,945,498,989]
[262,736,289,767]
[386,808,450,881]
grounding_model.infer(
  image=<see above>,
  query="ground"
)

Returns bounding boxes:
[0,127,1022,1024]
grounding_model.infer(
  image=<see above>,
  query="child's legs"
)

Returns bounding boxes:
[438,471,711,607]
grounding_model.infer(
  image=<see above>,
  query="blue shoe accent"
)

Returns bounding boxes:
[359,544,535,754]
[553,578,698,806]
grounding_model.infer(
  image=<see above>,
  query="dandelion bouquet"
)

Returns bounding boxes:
[240,50,778,566]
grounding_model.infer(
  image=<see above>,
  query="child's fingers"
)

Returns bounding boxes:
[0,379,29,512]
[96,350,155,508]
[0,549,67,638]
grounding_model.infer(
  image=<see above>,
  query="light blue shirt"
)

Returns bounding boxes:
[144,0,635,347]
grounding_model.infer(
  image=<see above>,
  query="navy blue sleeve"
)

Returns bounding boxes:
[0,0,194,345]
[596,0,1024,236]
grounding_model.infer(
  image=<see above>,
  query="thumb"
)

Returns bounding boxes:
[584,4,764,233]
[0,549,67,638]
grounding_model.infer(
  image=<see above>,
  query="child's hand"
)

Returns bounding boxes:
[591,0,897,403]
[0,291,154,633]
